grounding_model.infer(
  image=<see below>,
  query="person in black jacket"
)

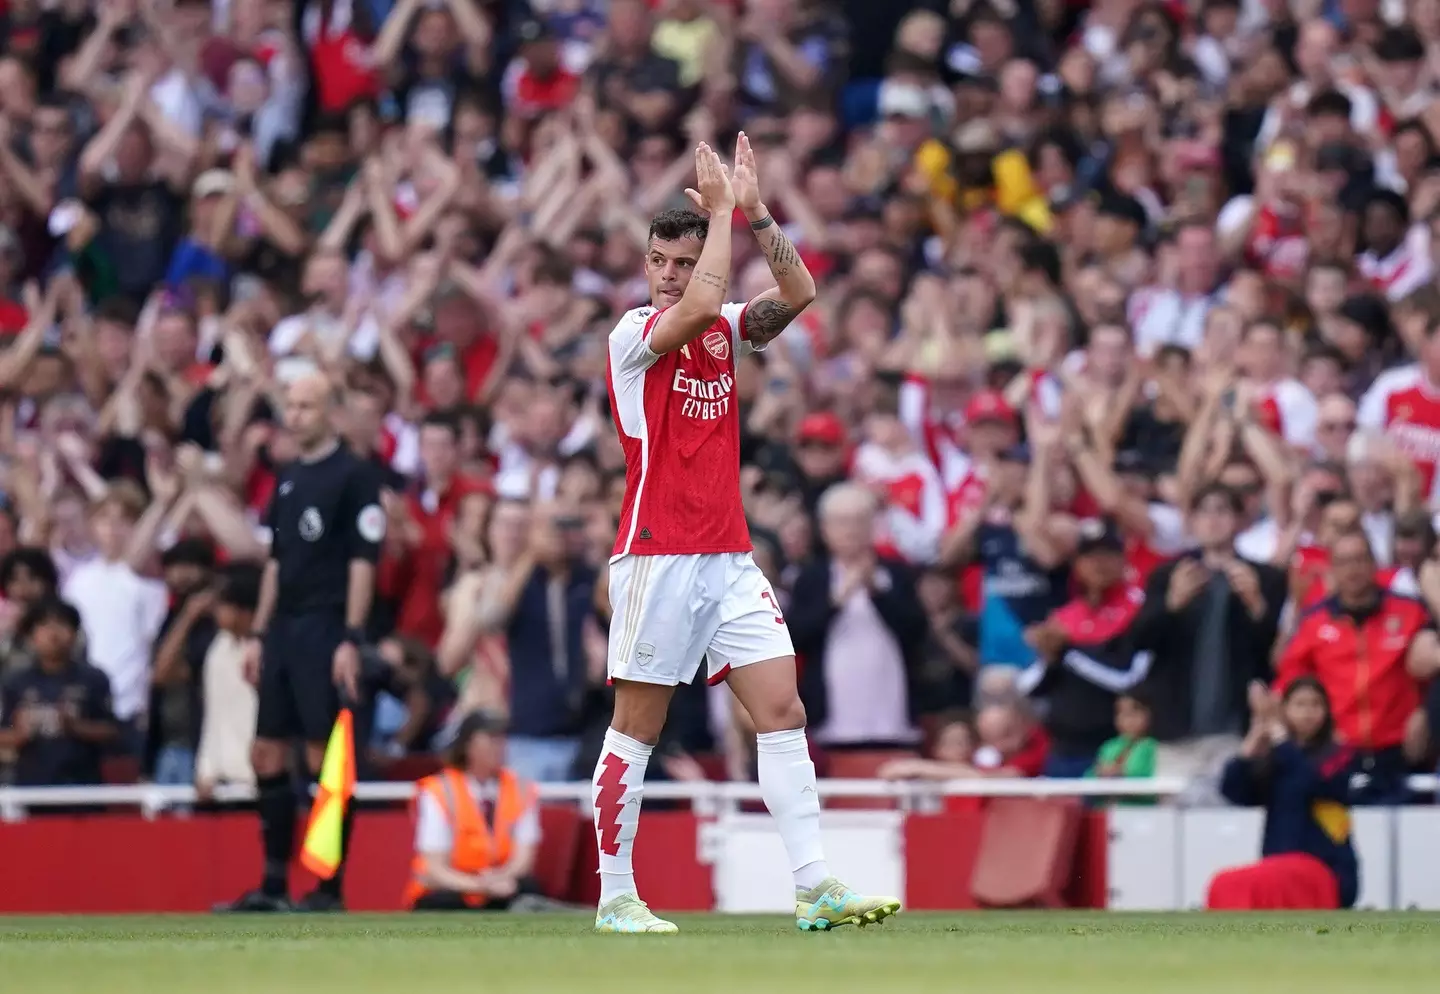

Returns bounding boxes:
[1208,678,1359,910]
[1132,482,1287,798]
[1018,518,1152,776]
[787,484,927,749]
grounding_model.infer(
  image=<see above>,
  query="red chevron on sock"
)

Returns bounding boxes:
[595,752,630,857]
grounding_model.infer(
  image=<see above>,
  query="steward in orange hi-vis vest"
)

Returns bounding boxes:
[404,711,541,911]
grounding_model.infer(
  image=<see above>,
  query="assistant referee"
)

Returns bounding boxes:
[219,371,385,913]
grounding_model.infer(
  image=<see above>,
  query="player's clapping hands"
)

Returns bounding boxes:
[684,142,735,217]
[731,132,762,214]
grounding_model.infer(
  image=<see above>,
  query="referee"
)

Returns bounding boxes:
[219,372,384,913]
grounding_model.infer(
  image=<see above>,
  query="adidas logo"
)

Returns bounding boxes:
[639,528,652,540]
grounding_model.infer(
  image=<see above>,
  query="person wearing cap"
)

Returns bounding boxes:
[1017,517,1152,777]
[793,412,849,515]
[403,710,542,911]
[509,19,581,118]
[163,170,236,289]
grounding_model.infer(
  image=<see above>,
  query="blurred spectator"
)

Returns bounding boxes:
[0,598,116,785]
[1208,679,1358,910]
[60,484,168,754]
[1134,484,1287,799]
[1087,693,1159,785]
[1018,517,1150,777]
[146,537,218,785]
[0,546,60,677]
[367,635,457,759]
[790,483,925,749]
[1276,529,1440,804]
[155,561,262,798]
[442,500,595,782]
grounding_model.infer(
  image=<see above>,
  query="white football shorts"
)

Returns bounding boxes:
[607,551,795,686]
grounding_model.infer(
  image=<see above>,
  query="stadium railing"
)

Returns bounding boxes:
[2,775,1436,820]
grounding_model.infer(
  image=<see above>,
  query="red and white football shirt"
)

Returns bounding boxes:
[1358,365,1440,503]
[607,302,755,557]
[1358,227,1434,303]
[1252,378,1318,450]
[851,444,946,565]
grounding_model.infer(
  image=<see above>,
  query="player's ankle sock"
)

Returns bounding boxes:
[755,728,829,892]
[256,774,296,897]
[592,728,652,905]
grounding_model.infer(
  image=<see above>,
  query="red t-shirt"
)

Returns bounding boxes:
[396,475,491,646]
[1006,726,1051,778]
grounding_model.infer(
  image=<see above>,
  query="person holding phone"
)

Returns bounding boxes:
[1131,483,1288,802]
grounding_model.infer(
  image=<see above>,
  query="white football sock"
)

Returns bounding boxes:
[592,728,653,906]
[756,727,829,891]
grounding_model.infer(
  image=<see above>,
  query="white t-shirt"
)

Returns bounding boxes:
[61,559,169,721]
[413,775,542,856]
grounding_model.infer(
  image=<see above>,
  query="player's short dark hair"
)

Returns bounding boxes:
[648,208,708,245]
[0,547,58,595]
[18,597,82,642]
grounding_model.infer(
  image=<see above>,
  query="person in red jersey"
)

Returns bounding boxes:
[1357,312,1440,502]
[1276,528,1440,804]
[593,136,899,934]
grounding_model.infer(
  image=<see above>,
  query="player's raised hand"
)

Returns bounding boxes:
[731,131,762,213]
[683,142,734,218]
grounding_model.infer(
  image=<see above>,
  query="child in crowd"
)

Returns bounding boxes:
[1088,693,1158,779]
[1207,679,1358,910]
[1086,692,1159,805]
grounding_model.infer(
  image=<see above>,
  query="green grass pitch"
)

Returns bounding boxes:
[2,913,1438,993]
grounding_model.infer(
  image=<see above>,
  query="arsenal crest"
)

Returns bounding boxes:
[703,329,730,361]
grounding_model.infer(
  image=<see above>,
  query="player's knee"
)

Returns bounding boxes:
[610,681,673,745]
[251,739,286,777]
[751,695,807,735]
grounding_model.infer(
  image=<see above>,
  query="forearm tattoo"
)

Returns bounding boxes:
[744,298,796,345]
[696,270,728,292]
[760,226,802,279]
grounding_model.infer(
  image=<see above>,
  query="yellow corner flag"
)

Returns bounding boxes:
[300,708,356,879]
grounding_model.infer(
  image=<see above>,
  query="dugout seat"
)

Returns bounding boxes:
[534,804,583,899]
[822,750,918,810]
[970,796,1082,908]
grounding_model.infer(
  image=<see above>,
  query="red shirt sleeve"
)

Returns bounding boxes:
[1007,727,1050,778]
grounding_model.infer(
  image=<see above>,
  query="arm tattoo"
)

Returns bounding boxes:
[760,227,801,279]
[743,298,797,346]
[695,270,728,292]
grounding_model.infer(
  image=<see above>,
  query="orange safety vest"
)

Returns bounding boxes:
[403,767,537,908]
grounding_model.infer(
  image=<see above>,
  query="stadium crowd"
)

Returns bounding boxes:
[1,0,1440,809]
